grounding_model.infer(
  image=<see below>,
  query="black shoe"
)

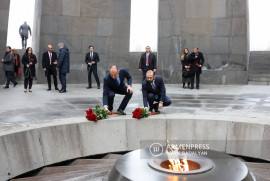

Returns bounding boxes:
[86,86,92,89]
[3,86,9,89]
[13,82,18,87]
[59,90,66,93]
[190,87,194,90]
[47,88,51,91]
[97,86,100,89]
[149,107,153,113]
[55,87,59,90]
[153,103,160,113]
[183,86,186,89]
[196,87,199,90]
[117,109,126,115]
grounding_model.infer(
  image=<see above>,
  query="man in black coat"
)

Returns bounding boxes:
[85,45,100,89]
[139,46,157,81]
[142,70,171,113]
[189,47,205,89]
[42,45,58,91]
[103,65,133,115]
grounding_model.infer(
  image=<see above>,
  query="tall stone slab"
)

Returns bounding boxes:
[0,0,10,84]
[158,0,249,84]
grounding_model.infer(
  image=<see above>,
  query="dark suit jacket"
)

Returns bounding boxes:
[142,75,166,108]
[56,46,70,74]
[85,52,100,70]
[103,68,132,106]
[139,52,157,70]
[189,52,204,74]
[42,51,58,76]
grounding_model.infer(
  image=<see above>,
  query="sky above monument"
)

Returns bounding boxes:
[7,0,35,49]
[129,0,158,52]
[249,0,270,51]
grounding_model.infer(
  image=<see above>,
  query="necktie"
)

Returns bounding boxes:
[151,81,156,90]
[146,53,149,66]
[91,52,93,58]
[49,53,52,65]
[116,78,120,86]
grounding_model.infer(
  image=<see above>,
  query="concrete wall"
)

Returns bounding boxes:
[37,0,138,84]
[158,0,250,84]
[0,115,269,180]
[0,0,10,84]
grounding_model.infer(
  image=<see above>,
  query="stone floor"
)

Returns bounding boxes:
[1,83,270,126]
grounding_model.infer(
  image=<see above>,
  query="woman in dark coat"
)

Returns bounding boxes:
[180,48,191,89]
[22,47,37,92]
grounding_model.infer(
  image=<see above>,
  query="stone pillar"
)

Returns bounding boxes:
[38,0,132,84]
[0,0,10,84]
[158,0,249,84]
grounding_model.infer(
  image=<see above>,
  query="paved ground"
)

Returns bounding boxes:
[1,83,270,127]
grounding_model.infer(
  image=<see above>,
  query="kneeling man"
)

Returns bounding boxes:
[103,65,134,115]
[142,70,171,113]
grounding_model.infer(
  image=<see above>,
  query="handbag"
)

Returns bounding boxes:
[18,68,22,76]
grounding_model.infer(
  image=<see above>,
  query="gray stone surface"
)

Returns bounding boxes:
[0,0,10,85]
[158,0,249,84]
[0,84,269,180]
[37,0,132,84]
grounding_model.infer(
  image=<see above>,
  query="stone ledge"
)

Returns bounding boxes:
[0,115,269,180]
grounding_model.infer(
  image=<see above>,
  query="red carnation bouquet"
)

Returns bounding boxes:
[91,58,94,60]
[132,108,160,120]
[86,105,110,122]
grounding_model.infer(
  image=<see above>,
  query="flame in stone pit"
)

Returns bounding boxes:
[166,143,189,172]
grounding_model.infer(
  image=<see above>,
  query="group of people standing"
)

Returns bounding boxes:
[1,44,204,114]
[181,47,205,89]
[1,42,69,93]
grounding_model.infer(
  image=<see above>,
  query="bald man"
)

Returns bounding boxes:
[42,45,58,91]
[142,70,171,113]
[103,65,133,115]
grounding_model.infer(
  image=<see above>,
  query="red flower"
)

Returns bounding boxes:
[31,58,34,61]
[156,65,159,68]
[91,58,94,60]
[189,64,191,66]
[195,63,199,66]
[86,112,97,121]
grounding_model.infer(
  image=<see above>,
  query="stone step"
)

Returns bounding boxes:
[69,159,117,166]
[248,70,270,74]
[248,81,269,85]
[249,64,270,70]
[245,162,270,181]
[248,73,270,78]
[37,164,113,176]
[102,154,122,159]
[248,77,270,82]
[11,169,110,181]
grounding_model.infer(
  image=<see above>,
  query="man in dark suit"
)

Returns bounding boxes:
[189,47,204,89]
[85,45,100,89]
[103,65,133,115]
[142,70,171,113]
[56,42,70,93]
[139,46,157,81]
[42,45,58,91]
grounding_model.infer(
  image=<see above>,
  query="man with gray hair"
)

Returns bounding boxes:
[19,21,31,49]
[56,42,70,93]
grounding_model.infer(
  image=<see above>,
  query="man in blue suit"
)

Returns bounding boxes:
[103,65,134,115]
[56,42,70,93]
[142,70,171,113]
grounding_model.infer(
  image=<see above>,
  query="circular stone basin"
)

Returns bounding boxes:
[147,154,214,175]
